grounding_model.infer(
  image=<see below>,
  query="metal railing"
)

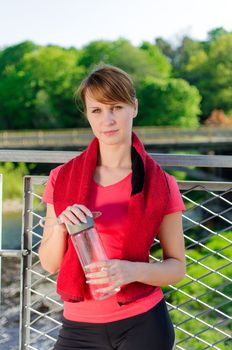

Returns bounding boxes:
[0,126,231,148]
[0,174,2,304]
[17,176,232,350]
[0,149,232,167]
[0,153,232,349]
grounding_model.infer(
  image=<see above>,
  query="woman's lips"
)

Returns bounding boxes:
[103,130,119,136]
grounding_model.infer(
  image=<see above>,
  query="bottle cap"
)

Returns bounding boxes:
[65,215,94,235]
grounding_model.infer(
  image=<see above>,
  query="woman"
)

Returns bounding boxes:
[39,64,186,350]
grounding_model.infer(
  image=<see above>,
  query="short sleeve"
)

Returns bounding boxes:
[164,172,186,215]
[42,165,63,204]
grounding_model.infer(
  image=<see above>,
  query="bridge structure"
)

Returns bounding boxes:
[0,126,231,152]
[0,150,231,349]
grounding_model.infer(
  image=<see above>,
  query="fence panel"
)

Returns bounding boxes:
[18,176,231,350]
[151,180,232,349]
[20,176,63,350]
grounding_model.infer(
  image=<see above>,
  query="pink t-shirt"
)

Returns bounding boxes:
[42,165,185,323]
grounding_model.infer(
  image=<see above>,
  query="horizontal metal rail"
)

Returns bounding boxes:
[0,149,232,167]
[0,249,29,257]
[0,126,232,141]
[0,127,231,150]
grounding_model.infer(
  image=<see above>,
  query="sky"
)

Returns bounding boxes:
[0,0,232,49]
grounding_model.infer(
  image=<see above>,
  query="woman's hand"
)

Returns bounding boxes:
[58,204,93,225]
[84,259,139,294]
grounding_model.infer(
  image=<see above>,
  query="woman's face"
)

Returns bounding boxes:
[85,91,138,146]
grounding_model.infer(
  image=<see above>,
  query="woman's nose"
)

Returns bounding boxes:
[103,110,115,124]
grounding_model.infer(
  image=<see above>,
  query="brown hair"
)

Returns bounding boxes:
[76,64,136,111]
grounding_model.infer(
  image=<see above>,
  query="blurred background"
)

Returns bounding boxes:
[0,1,231,349]
[1,0,232,222]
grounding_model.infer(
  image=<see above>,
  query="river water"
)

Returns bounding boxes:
[1,212,23,350]
[1,212,62,350]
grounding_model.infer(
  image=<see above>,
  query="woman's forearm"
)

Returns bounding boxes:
[135,258,186,286]
[39,225,68,274]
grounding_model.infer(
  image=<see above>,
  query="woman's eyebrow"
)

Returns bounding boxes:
[88,102,121,108]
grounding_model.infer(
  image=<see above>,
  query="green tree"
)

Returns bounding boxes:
[0,41,38,74]
[155,37,175,62]
[198,33,232,116]
[0,41,39,129]
[136,76,201,127]
[173,36,205,79]
[140,41,172,78]
[21,45,85,128]
[207,27,229,41]
[173,30,232,118]
[0,43,86,129]
[79,39,171,82]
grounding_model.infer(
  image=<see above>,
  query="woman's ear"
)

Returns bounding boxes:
[133,98,138,119]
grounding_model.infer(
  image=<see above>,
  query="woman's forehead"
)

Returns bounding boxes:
[85,91,123,106]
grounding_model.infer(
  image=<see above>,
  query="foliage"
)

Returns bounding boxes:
[136,76,201,127]
[0,162,28,199]
[155,37,175,62]
[79,38,172,83]
[0,44,86,129]
[173,30,232,119]
[156,230,232,349]
[0,27,231,128]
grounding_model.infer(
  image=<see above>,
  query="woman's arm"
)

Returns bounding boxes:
[39,203,93,274]
[84,211,186,291]
[38,204,68,274]
[135,211,186,286]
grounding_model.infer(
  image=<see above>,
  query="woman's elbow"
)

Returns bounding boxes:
[38,250,60,274]
[176,260,186,283]
[41,262,59,275]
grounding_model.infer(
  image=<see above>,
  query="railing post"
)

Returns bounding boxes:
[19,177,33,350]
[0,174,2,304]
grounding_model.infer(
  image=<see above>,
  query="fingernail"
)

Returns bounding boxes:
[92,211,102,219]
[96,289,104,293]
[84,266,90,272]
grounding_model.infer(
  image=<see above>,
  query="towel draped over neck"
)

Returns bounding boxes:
[53,132,169,305]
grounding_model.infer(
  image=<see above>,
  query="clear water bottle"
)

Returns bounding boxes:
[65,215,120,300]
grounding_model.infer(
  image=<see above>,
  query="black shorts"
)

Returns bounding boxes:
[54,298,175,350]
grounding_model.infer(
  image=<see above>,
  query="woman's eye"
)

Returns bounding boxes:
[92,109,101,113]
[114,105,122,110]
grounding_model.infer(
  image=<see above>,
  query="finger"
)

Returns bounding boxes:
[75,204,93,218]
[86,277,109,285]
[59,212,81,225]
[69,206,88,223]
[85,266,112,279]
[95,283,121,294]
[63,205,87,224]
[84,260,110,271]
[92,211,102,219]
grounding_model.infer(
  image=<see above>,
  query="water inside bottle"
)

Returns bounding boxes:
[85,266,120,300]
[89,277,119,299]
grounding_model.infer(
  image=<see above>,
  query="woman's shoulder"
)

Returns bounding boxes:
[49,164,64,182]
[163,171,186,213]
[164,171,179,187]
[49,152,84,183]
[163,171,182,195]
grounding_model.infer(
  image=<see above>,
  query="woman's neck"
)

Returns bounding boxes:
[98,142,132,169]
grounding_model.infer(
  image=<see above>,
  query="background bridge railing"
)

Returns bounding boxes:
[0,126,231,148]
[0,153,232,349]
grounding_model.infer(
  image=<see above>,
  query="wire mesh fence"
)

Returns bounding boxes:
[1,174,232,349]
[151,180,232,349]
